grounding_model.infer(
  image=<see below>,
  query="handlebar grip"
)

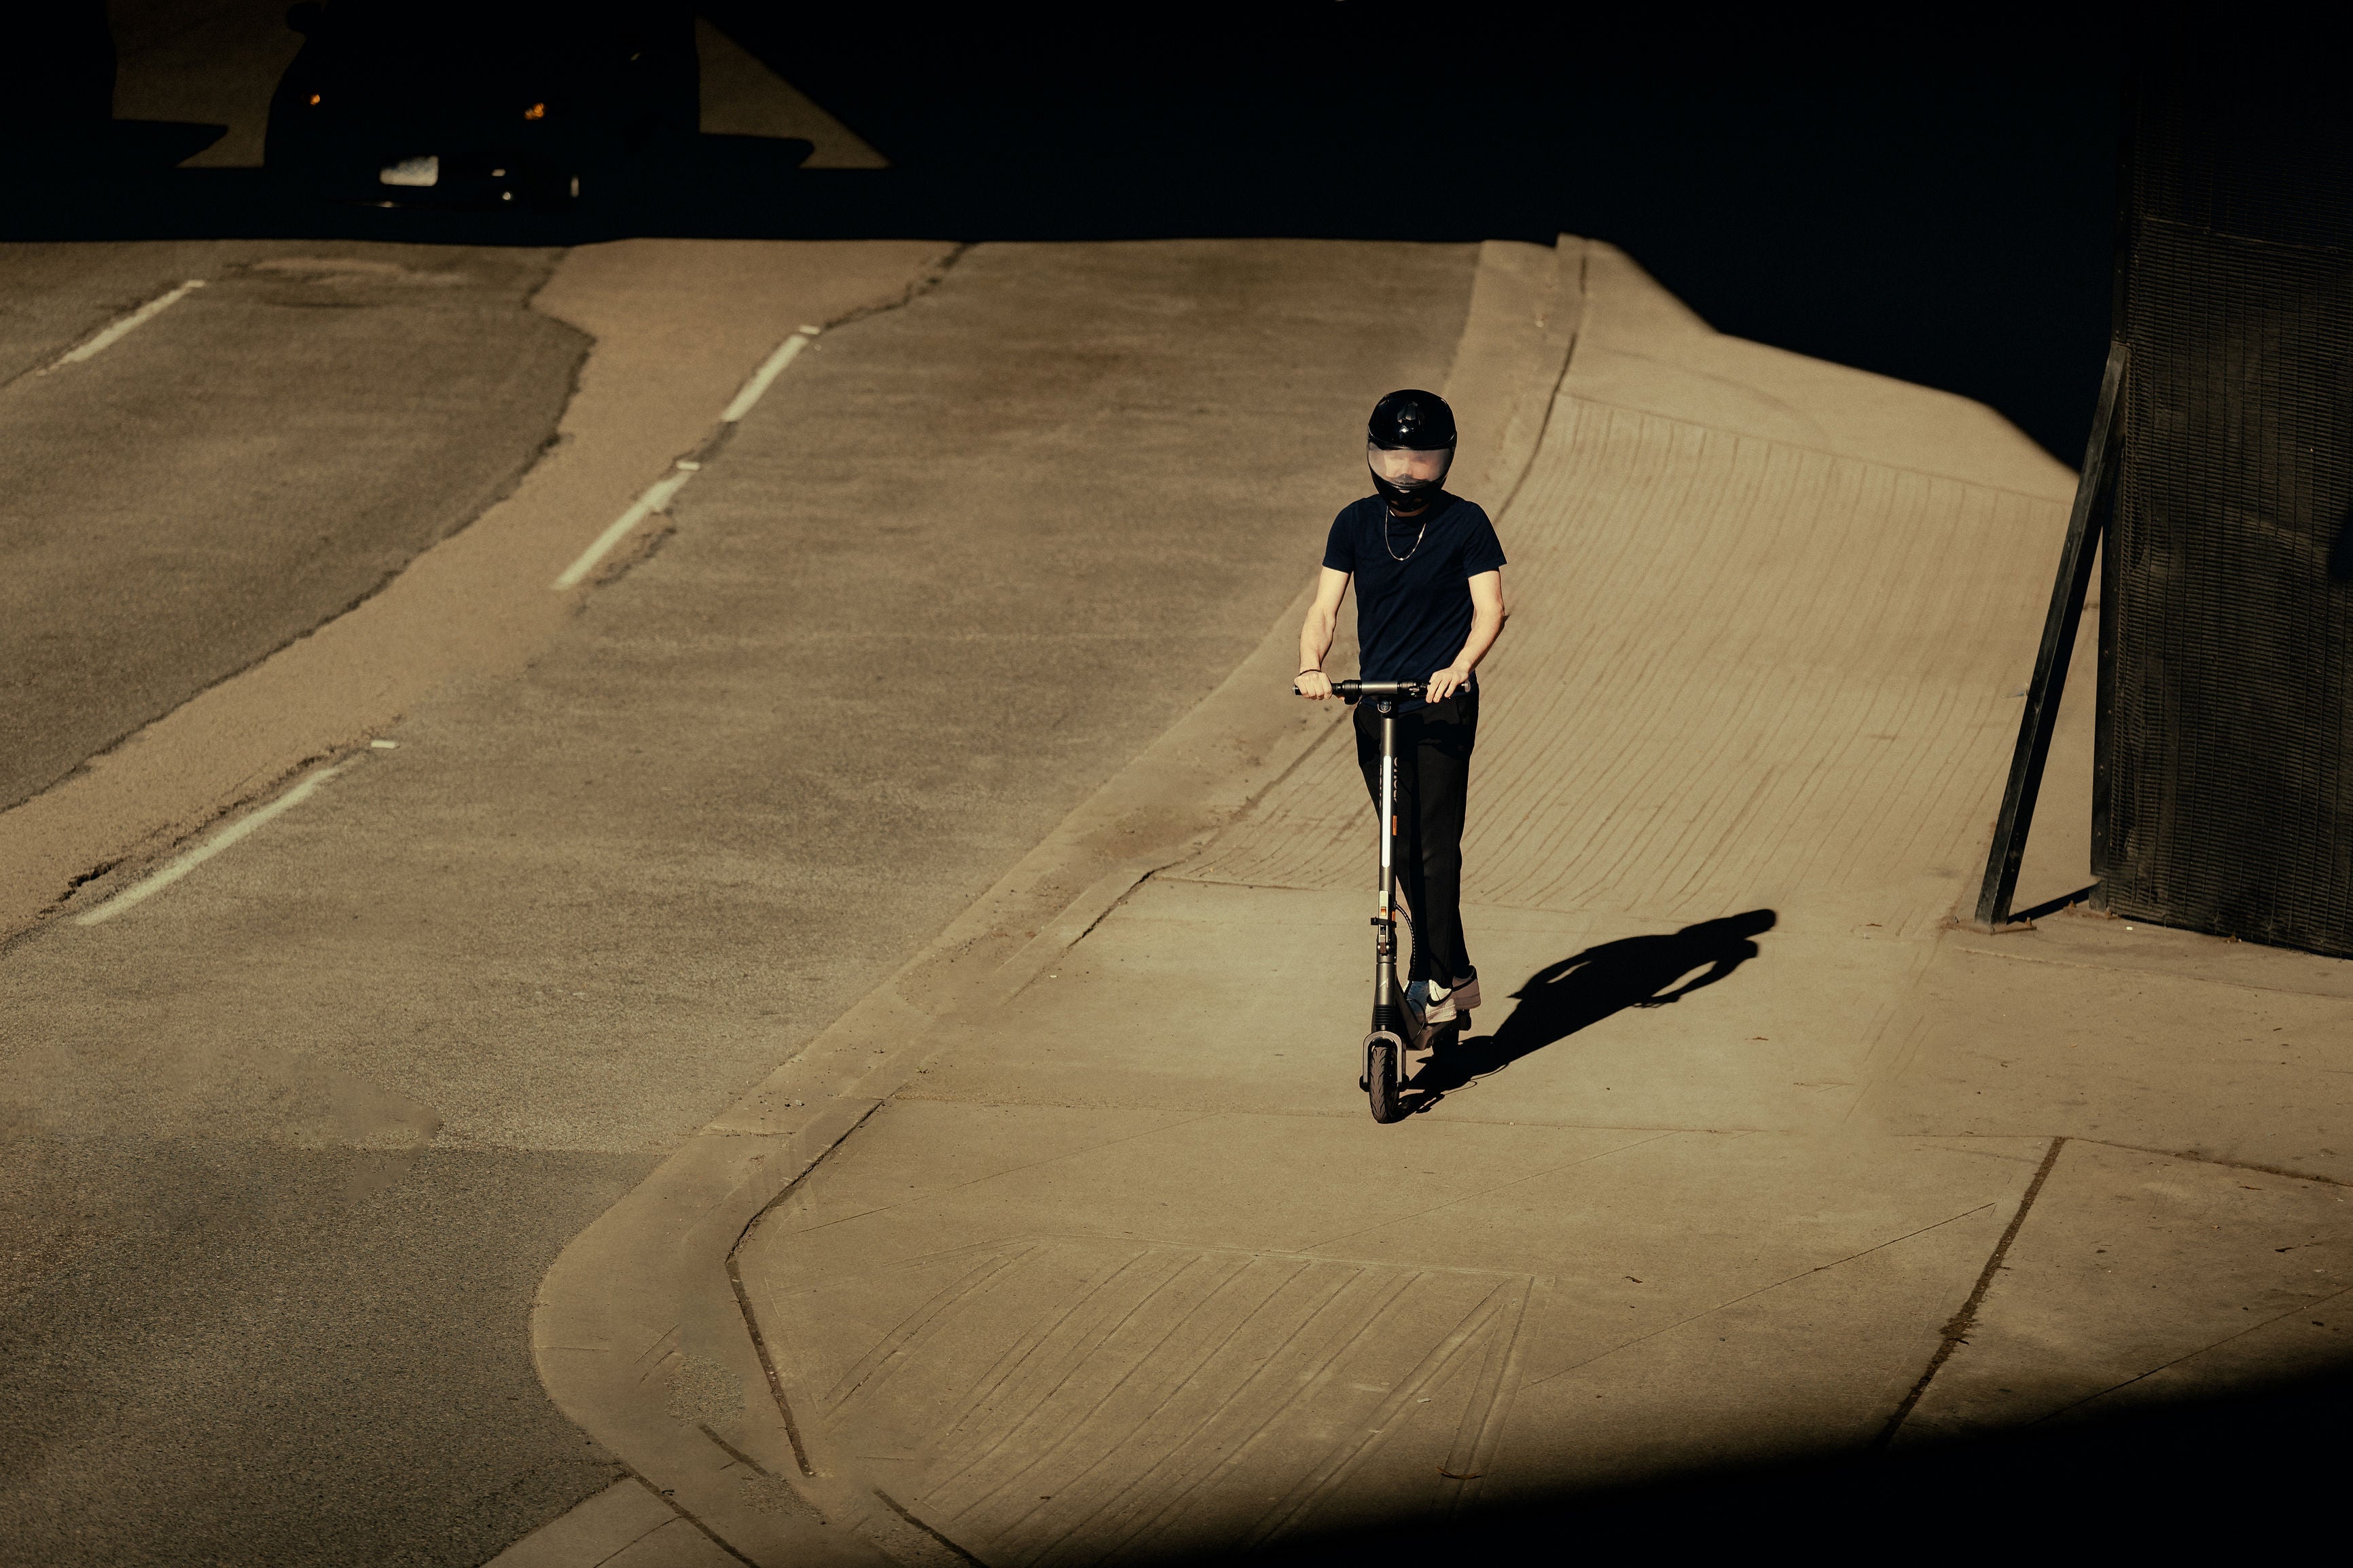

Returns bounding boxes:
[1291,678,1422,704]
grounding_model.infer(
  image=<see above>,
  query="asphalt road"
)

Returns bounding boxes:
[0,237,1475,1564]
[0,241,583,811]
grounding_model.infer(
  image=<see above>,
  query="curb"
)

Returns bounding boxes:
[510,234,1585,1567]
[521,585,1338,1567]
[1448,235,1587,525]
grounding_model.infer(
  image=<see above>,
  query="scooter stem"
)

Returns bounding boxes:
[1374,699,1400,1021]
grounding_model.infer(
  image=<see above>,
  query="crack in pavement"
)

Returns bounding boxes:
[1520,1197,2004,1393]
[2030,1279,2353,1427]
[2072,1137,2353,1190]
[1876,1135,2066,1444]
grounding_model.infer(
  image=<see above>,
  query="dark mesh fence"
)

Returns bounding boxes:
[2101,50,2353,954]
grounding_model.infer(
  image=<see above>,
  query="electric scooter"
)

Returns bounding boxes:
[1297,677,1428,1124]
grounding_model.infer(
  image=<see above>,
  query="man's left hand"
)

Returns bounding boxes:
[1425,665,1473,703]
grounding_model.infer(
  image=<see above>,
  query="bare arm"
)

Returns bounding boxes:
[1424,568,1507,704]
[1294,566,1352,699]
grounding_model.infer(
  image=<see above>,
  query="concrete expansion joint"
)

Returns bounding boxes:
[869,1488,986,1566]
[991,856,1173,1002]
[2071,1137,2353,1192]
[728,1103,886,1260]
[1908,1128,2353,1195]
[1878,1136,2067,1445]
[1951,933,2353,1002]
[617,1465,764,1568]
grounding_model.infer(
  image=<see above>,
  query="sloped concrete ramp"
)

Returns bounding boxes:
[711,243,2094,1556]
[1181,402,2070,934]
[531,238,2353,1567]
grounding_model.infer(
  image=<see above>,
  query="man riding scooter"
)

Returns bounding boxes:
[1296,389,1508,1055]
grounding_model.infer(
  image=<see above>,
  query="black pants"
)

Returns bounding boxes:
[1354,689,1477,988]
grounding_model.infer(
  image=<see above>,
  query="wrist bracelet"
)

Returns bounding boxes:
[1297,668,1323,677]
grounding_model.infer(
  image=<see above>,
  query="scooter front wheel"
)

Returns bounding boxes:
[1364,1031,1405,1124]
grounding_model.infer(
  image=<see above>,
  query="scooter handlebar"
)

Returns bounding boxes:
[1292,678,1424,704]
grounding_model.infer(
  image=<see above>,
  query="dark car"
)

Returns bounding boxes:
[264,0,696,208]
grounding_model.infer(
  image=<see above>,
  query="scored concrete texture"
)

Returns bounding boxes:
[635,238,2353,1565]
[1185,241,2079,939]
[1,238,1475,1565]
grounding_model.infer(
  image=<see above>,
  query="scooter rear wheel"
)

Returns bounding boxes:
[1366,1037,1404,1123]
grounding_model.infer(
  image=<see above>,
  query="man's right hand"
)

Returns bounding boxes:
[1295,670,1334,701]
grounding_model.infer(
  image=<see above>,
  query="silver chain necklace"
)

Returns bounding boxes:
[1382,503,1430,562]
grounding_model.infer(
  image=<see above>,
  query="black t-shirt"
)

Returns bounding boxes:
[1323,492,1507,712]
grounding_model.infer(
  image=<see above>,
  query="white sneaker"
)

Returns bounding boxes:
[1422,981,1458,1027]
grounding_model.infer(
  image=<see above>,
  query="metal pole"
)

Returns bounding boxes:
[1971,340,2129,930]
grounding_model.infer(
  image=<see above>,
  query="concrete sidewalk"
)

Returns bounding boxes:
[520,240,2353,1566]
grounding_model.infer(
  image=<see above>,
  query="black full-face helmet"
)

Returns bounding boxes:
[1367,388,1457,511]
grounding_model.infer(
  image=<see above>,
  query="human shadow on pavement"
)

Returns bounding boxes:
[1407,909,1776,1111]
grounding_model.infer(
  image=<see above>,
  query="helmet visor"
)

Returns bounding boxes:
[1368,442,1454,492]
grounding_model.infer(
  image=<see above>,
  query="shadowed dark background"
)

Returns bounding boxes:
[11,1,2125,464]
[726,2,2127,465]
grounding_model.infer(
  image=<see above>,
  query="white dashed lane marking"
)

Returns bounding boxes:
[64,311,832,910]
[721,325,821,423]
[76,759,352,927]
[552,467,696,591]
[41,280,208,373]
[552,323,824,591]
